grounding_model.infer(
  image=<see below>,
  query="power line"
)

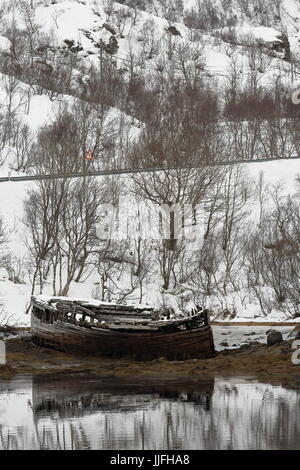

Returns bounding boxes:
[1,155,300,184]
[112,51,296,77]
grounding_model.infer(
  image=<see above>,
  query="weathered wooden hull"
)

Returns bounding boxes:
[31,313,215,360]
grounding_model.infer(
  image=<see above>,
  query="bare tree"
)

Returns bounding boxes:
[24,178,69,295]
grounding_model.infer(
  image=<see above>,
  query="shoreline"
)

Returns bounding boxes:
[1,336,300,390]
[3,321,300,334]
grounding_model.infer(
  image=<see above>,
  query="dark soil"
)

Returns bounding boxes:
[1,336,300,388]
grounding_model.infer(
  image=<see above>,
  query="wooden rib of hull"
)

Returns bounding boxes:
[31,313,215,360]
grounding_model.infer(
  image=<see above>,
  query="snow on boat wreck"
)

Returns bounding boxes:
[31,296,215,360]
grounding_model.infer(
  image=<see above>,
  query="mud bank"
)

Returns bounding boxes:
[1,336,300,388]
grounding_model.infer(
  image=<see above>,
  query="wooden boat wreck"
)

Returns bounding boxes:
[31,295,215,360]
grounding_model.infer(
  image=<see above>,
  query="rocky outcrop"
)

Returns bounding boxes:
[267,330,283,346]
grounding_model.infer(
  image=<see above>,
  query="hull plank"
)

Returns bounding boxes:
[32,315,215,360]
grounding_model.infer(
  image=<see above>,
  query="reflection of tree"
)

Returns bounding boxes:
[2,378,300,450]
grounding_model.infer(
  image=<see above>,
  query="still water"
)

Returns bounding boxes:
[0,374,300,450]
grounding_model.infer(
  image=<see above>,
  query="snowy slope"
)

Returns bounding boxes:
[1,157,300,326]
[0,1,300,325]
[0,0,295,88]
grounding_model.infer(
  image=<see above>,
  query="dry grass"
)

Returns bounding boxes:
[1,336,299,389]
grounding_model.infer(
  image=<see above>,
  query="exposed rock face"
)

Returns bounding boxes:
[32,57,54,72]
[166,26,181,36]
[280,33,291,61]
[267,330,283,346]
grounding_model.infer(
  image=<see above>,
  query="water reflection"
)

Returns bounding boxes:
[0,374,300,450]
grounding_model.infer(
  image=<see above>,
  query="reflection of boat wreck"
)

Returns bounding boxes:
[31,374,214,419]
[31,296,215,360]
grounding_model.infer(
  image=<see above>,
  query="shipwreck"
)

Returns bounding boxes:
[30,295,215,360]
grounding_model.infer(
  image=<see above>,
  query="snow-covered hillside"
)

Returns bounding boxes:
[0,0,298,97]
[1,1,300,326]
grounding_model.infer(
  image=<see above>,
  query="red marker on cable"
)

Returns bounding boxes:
[85,149,93,161]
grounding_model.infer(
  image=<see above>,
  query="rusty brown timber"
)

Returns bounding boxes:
[30,298,215,361]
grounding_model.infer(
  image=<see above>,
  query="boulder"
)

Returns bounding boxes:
[267,330,283,346]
